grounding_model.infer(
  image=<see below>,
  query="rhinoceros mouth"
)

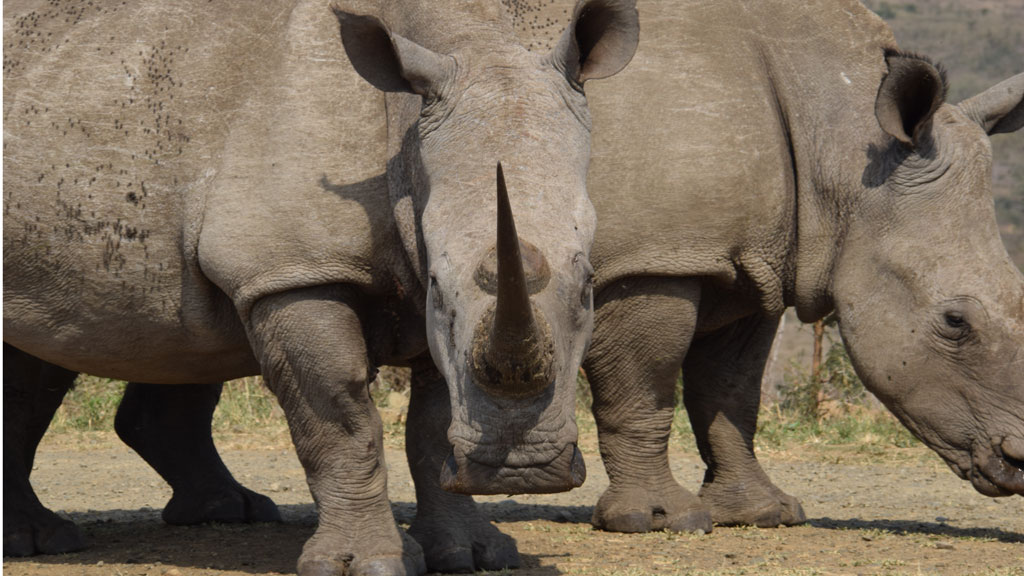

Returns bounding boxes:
[439,443,586,495]
[969,437,1024,497]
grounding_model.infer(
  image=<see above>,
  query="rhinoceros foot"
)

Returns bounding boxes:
[296,530,426,576]
[3,506,85,557]
[162,484,281,525]
[408,510,519,573]
[698,479,806,527]
[591,484,712,534]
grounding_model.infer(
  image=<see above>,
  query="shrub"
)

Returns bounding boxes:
[50,375,126,432]
[778,316,865,422]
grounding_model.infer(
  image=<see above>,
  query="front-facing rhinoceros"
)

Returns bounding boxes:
[576,0,1024,533]
[2,0,638,573]
[506,0,1024,534]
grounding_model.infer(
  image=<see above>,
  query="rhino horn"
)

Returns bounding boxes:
[493,163,535,343]
[472,163,555,398]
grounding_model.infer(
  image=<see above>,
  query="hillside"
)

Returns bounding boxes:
[863,0,1024,268]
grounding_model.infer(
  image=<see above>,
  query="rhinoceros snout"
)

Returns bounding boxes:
[969,437,1024,496]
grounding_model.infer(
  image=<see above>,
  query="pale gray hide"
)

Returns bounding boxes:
[2,0,639,574]
[508,0,1024,534]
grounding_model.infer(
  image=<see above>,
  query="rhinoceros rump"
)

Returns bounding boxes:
[2,1,639,573]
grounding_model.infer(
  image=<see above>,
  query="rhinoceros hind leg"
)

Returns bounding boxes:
[3,343,86,556]
[683,314,806,527]
[585,277,712,534]
[405,362,520,572]
[114,381,281,525]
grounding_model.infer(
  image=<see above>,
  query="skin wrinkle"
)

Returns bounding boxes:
[412,55,460,137]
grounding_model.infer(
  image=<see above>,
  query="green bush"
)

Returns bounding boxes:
[212,376,283,432]
[50,375,126,432]
[778,317,864,422]
[765,318,919,451]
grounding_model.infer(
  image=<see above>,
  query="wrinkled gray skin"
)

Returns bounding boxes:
[563,0,1024,532]
[2,1,638,573]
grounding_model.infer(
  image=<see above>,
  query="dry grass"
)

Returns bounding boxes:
[51,364,919,467]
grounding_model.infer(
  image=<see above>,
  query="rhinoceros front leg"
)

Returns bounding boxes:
[405,360,520,572]
[248,286,425,576]
[584,277,712,533]
[3,344,86,556]
[114,382,280,525]
[682,314,806,527]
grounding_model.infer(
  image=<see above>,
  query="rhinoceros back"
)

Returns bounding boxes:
[513,0,894,322]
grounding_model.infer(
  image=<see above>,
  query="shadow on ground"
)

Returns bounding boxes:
[8,502,585,575]
[810,516,1024,543]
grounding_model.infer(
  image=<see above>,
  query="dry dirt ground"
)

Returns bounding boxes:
[5,425,1023,576]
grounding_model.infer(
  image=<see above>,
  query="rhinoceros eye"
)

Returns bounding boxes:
[430,273,444,310]
[935,308,972,344]
[573,252,594,309]
[581,272,594,308]
[944,311,966,329]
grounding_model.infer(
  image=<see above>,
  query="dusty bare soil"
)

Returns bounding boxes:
[5,427,1023,576]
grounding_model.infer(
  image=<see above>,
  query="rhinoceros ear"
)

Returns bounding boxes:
[550,0,639,84]
[332,6,454,98]
[875,51,947,147]
[957,73,1024,135]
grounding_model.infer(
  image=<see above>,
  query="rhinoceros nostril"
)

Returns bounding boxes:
[1000,437,1024,471]
[1006,454,1024,472]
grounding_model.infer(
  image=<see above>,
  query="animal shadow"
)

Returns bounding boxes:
[811,516,1024,543]
[6,502,582,574]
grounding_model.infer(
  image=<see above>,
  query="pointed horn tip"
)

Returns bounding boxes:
[496,162,506,196]
[495,163,512,229]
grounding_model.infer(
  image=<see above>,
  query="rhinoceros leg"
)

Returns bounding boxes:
[585,277,712,534]
[682,314,806,527]
[405,360,520,573]
[114,382,280,525]
[2,343,86,556]
[248,286,425,576]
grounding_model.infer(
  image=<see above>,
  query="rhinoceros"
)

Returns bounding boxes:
[2,0,639,573]
[569,0,1023,532]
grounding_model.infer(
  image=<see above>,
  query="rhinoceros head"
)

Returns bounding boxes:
[834,53,1024,496]
[335,1,639,493]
